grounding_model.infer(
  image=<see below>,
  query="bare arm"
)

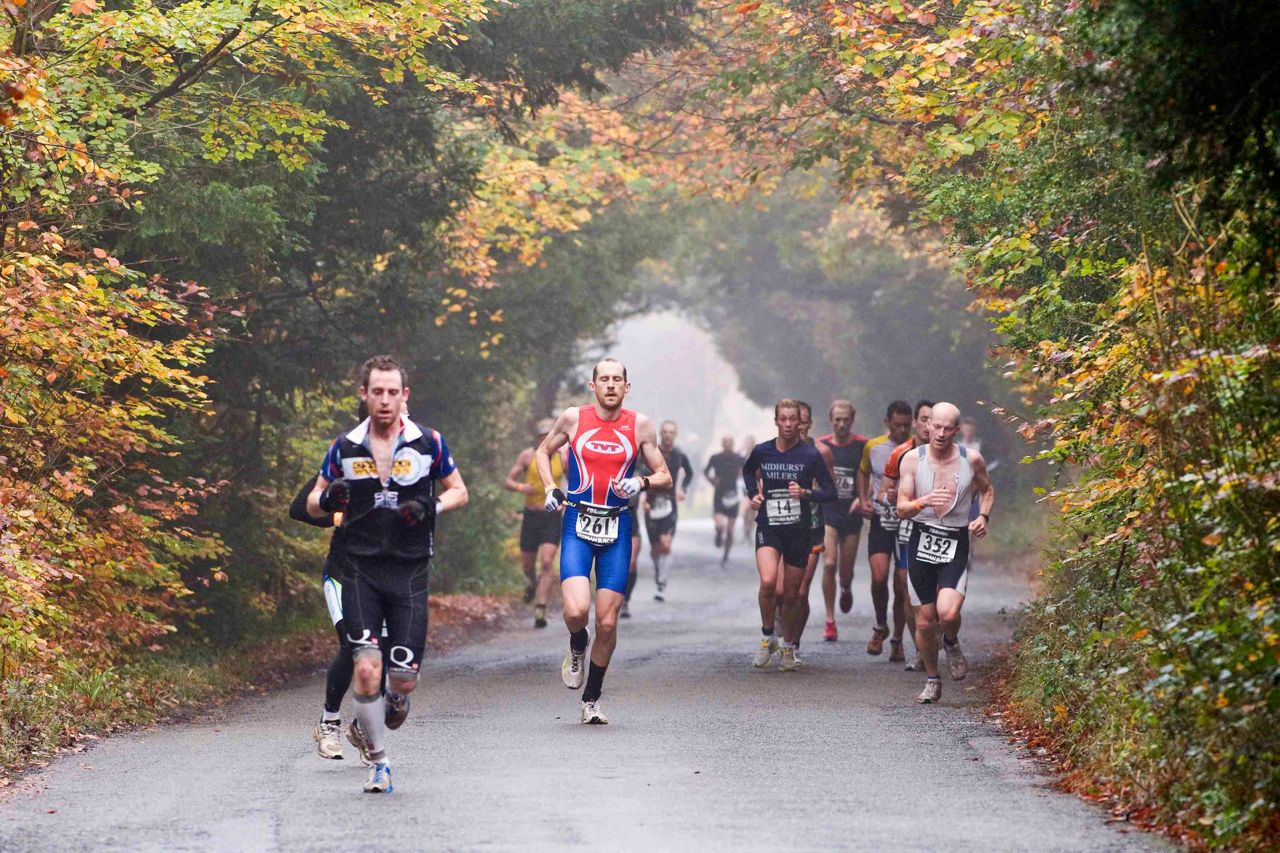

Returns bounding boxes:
[503,448,535,495]
[968,451,995,537]
[635,414,673,491]
[436,469,468,513]
[895,453,921,519]
[535,408,577,493]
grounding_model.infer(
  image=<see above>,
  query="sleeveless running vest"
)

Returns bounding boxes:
[913,445,973,528]
[820,433,867,510]
[524,449,563,509]
[566,406,638,508]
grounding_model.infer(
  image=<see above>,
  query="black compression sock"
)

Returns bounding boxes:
[582,662,607,703]
[762,626,774,637]
[570,627,589,654]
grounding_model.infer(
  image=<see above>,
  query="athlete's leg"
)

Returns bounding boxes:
[869,551,890,629]
[794,555,819,645]
[590,589,624,669]
[821,526,840,622]
[779,563,807,645]
[839,532,858,601]
[756,546,782,632]
[913,602,940,678]
[722,513,735,561]
[344,570,390,766]
[326,620,354,716]
[520,549,537,591]
[534,542,558,607]
[893,568,915,643]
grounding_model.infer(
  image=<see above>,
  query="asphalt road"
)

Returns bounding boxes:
[0,519,1168,852]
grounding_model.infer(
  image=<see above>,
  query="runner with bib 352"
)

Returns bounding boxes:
[536,357,673,724]
[896,402,995,705]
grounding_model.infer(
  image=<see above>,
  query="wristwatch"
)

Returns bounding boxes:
[979,512,991,522]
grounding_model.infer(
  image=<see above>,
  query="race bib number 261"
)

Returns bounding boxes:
[575,509,619,545]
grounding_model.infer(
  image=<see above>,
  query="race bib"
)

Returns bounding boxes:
[896,517,915,545]
[914,524,960,565]
[834,466,856,501]
[575,505,620,545]
[877,500,900,530]
[647,493,674,520]
[765,489,801,525]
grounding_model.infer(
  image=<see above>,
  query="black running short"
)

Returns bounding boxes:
[906,522,971,606]
[867,514,899,556]
[645,514,677,542]
[519,507,561,552]
[339,555,429,676]
[823,503,865,536]
[756,524,810,569]
[713,492,740,517]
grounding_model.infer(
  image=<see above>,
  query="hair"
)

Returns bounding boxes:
[360,354,407,389]
[591,357,628,382]
[914,399,934,419]
[796,400,812,418]
[661,419,678,430]
[829,399,855,419]
[886,399,912,420]
[774,398,801,418]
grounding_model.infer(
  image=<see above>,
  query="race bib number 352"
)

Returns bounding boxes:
[915,525,959,565]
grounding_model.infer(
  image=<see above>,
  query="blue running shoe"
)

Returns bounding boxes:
[363,762,393,794]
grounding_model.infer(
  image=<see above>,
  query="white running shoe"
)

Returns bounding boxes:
[752,636,778,668]
[313,720,343,760]
[561,648,586,689]
[778,646,801,672]
[363,762,393,793]
[580,700,608,725]
[917,679,942,704]
[943,639,969,681]
[906,653,925,672]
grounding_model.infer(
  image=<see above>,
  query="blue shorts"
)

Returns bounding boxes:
[559,506,633,594]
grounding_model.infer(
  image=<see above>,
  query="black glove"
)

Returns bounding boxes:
[398,497,436,527]
[318,478,350,513]
[545,488,566,512]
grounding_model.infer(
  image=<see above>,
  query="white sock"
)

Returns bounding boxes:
[353,692,387,762]
[321,709,340,723]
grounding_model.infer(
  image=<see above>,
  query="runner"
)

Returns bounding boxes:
[857,400,913,657]
[781,401,833,656]
[306,355,469,793]
[882,400,933,666]
[744,399,836,671]
[640,420,693,601]
[896,401,995,704]
[704,434,746,565]
[536,357,672,723]
[503,419,565,628]
[818,400,868,642]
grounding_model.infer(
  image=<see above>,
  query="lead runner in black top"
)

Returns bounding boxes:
[306,355,468,795]
[742,398,837,671]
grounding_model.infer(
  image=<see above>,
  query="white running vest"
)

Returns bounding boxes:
[914,445,973,528]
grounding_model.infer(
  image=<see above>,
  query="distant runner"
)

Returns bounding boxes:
[882,400,933,667]
[503,419,565,628]
[537,357,672,723]
[857,400,912,657]
[704,435,746,565]
[818,400,868,642]
[744,400,836,672]
[306,355,469,793]
[896,402,995,704]
[640,420,693,601]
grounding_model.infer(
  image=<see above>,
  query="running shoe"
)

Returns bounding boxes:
[778,646,801,672]
[654,586,665,603]
[522,580,536,604]
[561,648,586,689]
[866,625,890,655]
[943,638,969,681]
[385,692,410,730]
[917,679,942,704]
[346,719,373,766]
[580,700,608,725]
[752,636,779,668]
[313,720,343,760]
[620,600,631,619]
[888,638,905,663]
[363,762,393,794]
[906,653,925,672]
[533,603,548,629]
[823,620,838,642]
[839,585,853,614]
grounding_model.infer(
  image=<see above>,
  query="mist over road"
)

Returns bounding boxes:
[0,520,1165,852]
